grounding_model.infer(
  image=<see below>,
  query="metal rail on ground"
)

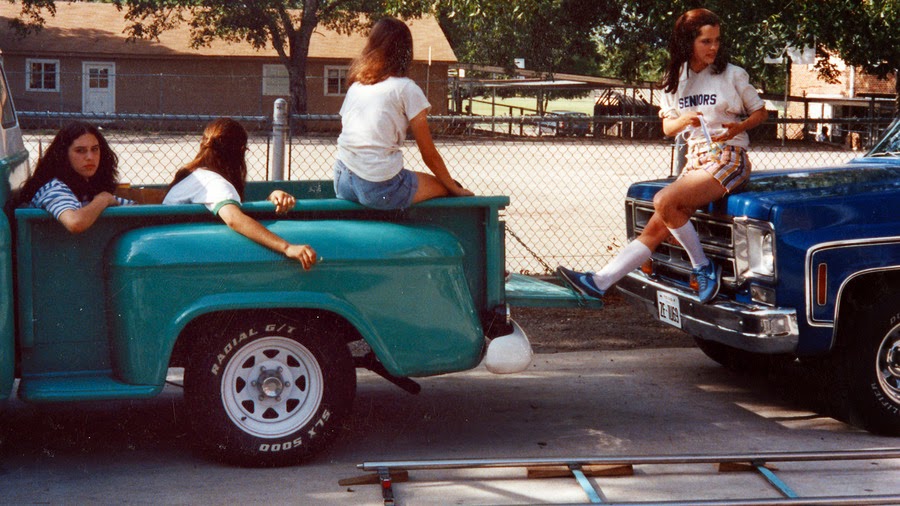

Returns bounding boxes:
[345,448,900,505]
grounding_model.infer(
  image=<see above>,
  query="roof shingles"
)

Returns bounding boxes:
[0,2,455,62]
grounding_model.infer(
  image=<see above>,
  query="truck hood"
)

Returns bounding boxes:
[628,160,900,222]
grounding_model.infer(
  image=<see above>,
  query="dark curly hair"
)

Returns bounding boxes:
[12,121,119,208]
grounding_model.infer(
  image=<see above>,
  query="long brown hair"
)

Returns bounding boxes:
[662,9,728,94]
[12,121,120,208]
[347,17,413,86]
[170,117,248,198]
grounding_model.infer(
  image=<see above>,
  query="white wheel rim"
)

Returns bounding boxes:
[220,336,324,439]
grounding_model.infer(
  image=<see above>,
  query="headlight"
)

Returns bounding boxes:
[734,218,776,282]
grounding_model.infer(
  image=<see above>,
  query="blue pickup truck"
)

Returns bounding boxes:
[618,120,900,435]
[0,62,590,466]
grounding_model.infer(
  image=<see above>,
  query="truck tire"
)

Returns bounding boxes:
[184,313,356,466]
[843,297,900,435]
[693,337,794,373]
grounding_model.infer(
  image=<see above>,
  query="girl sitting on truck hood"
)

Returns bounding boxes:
[557,8,767,305]
[163,117,317,270]
[11,121,134,234]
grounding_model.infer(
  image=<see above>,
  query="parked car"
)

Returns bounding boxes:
[537,111,591,137]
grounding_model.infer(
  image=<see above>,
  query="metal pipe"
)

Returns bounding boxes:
[360,448,900,470]
[270,98,287,181]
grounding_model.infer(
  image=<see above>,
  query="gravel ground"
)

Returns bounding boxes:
[511,289,696,353]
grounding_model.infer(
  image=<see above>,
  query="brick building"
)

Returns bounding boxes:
[788,54,895,145]
[0,3,455,121]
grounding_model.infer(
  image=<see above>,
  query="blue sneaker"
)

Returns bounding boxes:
[556,266,606,299]
[692,262,721,304]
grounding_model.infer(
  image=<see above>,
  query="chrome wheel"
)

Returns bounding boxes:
[875,323,900,406]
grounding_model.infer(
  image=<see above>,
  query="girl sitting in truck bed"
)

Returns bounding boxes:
[162,117,317,270]
[11,121,134,234]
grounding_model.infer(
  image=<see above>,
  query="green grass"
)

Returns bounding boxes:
[465,96,596,116]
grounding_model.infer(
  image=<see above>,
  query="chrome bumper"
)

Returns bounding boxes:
[617,272,799,354]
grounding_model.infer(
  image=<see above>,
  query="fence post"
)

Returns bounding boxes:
[271,98,288,181]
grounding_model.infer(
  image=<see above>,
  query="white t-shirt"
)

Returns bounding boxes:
[660,63,765,149]
[162,168,241,214]
[336,76,431,182]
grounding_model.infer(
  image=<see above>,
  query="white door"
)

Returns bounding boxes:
[82,62,115,114]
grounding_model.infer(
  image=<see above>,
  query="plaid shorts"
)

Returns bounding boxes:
[683,143,751,193]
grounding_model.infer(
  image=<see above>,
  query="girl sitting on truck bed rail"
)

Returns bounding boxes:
[333,17,473,210]
[11,121,135,234]
[162,117,317,270]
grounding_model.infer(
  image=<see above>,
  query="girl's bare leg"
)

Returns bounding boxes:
[412,172,449,203]
[653,170,726,229]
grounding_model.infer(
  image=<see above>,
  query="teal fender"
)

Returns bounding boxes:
[108,219,484,386]
[0,215,14,398]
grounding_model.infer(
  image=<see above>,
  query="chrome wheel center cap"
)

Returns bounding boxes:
[887,341,900,378]
[254,366,288,400]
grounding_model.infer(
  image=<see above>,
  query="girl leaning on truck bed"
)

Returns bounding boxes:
[10,121,135,234]
[333,16,473,210]
[162,117,317,270]
[558,8,767,305]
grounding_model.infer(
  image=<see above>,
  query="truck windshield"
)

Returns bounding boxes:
[867,117,900,157]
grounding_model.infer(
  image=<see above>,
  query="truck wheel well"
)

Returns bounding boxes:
[169,308,363,368]
[834,269,900,348]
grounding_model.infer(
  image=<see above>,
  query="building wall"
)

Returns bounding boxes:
[4,54,449,123]
[790,63,848,98]
[790,62,896,99]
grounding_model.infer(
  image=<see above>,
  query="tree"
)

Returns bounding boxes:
[798,1,900,103]
[598,0,900,102]
[437,0,618,78]
[11,0,436,115]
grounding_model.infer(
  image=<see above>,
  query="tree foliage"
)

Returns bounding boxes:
[436,0,617,78]
[599,0,900,97]
[9,1,899,112]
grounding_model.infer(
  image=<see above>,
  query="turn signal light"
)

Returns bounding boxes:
[816,263,827,306]
[641,259,653,275]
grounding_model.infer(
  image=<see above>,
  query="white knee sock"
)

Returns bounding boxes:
[592,240,652,291]
[668,222,708,268]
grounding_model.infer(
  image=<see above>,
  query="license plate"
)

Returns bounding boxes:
[657,291,682,329]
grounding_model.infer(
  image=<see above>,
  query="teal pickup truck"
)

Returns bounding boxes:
[0,65,588,466]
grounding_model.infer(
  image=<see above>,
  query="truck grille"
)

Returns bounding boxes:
[627,199,739,291]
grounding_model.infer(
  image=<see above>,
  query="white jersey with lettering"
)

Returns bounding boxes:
[659,63,765,149]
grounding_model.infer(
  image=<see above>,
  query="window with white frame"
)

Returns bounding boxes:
[325,66,349,96]
[26,59,60,92]
[262,64,289,96]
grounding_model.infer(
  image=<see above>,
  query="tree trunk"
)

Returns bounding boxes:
[286,0,319,132]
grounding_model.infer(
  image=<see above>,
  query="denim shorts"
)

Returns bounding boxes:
[333,159,419,210]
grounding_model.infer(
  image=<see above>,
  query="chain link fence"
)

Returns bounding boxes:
[18,112,888,274]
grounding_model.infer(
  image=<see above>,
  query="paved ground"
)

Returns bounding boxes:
[2,347,899,505]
